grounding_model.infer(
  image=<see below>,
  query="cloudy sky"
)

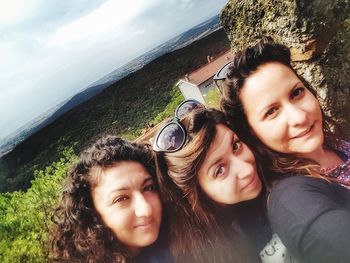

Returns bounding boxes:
[0,0,227,139]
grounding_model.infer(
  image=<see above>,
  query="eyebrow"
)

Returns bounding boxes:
[107,176,153,199]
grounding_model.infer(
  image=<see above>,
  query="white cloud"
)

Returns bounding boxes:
[0,0,40,27]
[48,0,157,47]
[179,0,195,9]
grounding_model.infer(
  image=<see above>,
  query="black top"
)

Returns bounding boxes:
[232,191,272,254]
[137,241,172,263]
[268,176,350,263]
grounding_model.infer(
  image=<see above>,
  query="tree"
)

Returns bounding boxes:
[0,147,76,262]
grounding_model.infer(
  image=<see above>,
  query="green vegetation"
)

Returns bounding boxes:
[150,88,185,124]
[0,148,75,262]
[0,29,230,193]
[204,88,221,109]
[121,87,184,140]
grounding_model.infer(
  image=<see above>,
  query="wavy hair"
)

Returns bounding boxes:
[155,108,260,263]
[50,135,157,263]
[220,36,344,186]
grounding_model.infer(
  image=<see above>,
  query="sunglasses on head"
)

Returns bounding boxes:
[213,61,233,93]
[152,99,205,153]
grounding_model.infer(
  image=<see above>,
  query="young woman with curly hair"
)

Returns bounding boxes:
[219,37,350,263]
[50,135,169,263]
[153,100,292,263]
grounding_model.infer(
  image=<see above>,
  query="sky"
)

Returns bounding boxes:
[0,0,228,139]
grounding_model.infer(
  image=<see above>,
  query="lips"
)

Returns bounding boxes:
[242,173,258,190]
[291,123,314,139]
[135,219,153,228]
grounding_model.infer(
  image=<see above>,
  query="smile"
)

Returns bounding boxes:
[242,173,258,190]
[291,123,314,139]
[135,219,153,229]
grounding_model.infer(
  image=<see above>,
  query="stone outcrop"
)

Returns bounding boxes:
[220,0,350,136]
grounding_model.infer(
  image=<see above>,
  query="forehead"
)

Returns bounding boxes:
[95,161,150,189]
[240,62,300,110]
[205,124,235,159]
[243,62,298,90]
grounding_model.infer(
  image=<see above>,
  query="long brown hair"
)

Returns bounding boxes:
[155,108,260,263]
[50,135,158,263]
[220,36,345,186]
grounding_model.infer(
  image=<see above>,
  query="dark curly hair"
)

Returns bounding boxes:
[50,135,157,263]
[220,36,343,186]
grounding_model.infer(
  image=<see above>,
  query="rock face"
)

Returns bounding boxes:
[221,0,350,136]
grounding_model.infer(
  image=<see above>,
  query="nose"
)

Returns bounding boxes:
[284,104,308,127]
[134,192,152,218]
[229,154,254,180]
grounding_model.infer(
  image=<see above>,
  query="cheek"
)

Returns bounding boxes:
[199,179,213,198]
[213,185,237,204]
[104,209,132,237]
[304,91,322,117]
[253,119,286,146]
[313,101,323,119]
[246,117,271,142]
[240,145,257,168]
[199,179,227,203]
[243,146,256,163]
[151,194,162,220]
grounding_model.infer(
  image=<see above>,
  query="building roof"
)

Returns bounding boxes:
[179,50,234,86]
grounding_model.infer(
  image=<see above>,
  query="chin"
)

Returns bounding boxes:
[251,189,262,200]
[142,232,159,247]
[301,138,324,154]
[248,183,262,200]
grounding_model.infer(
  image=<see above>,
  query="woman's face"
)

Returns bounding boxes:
[197,124,261,205]
[92,161,162,251]
[239,62,324,158]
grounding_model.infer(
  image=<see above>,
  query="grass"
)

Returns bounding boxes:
[204,88,221,109]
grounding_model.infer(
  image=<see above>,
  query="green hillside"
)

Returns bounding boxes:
[0,29,230,193]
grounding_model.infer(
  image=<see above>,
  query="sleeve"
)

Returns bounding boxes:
[267,176,350,263]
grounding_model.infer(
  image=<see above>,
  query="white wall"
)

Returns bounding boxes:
[177,81,205,104]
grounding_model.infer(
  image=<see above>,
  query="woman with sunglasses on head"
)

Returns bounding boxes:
[220,37,350,263]
[153,100,297,263]
[50,135,170,263]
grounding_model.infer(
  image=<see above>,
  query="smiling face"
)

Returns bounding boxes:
[197,124,262,205]
[92,161,162,251]
[239,62,324,159]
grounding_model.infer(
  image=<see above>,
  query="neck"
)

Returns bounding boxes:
[299,146,343,169]
[128,247,141,257]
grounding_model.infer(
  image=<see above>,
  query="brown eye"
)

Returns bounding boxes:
[264,107,278,119]
[214,165,226,178]
[114,195,129,204]
[144,183,156,192]
[232,140,241,152]
[291,87,305,99]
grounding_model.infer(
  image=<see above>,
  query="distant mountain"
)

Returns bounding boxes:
[0,82,115,158]
[0,103,63,158]
[0,14,222,156]
[91,15,221,86]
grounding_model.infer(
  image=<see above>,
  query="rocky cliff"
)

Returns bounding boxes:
[221,0,349,136]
